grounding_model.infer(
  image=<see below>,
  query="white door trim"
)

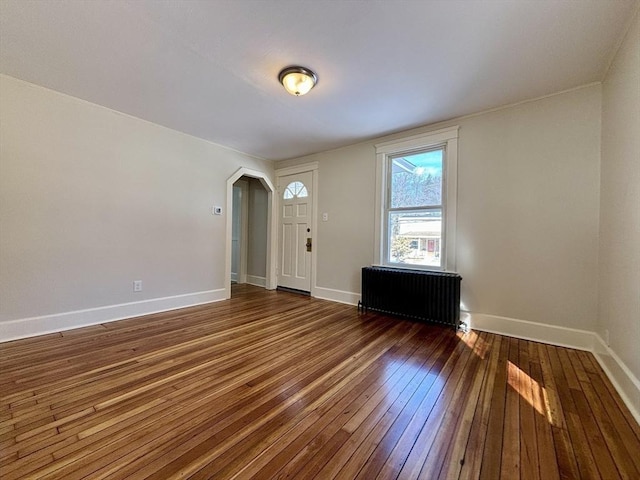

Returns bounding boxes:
[275,161,319,177]
[275,162,319,297]
[225,168,277,299]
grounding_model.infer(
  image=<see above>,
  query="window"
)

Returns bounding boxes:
[283,181,308,199]
[375,126,458,271]
[388,148,444,267]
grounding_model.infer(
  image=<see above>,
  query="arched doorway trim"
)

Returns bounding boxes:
[225,167,277,299]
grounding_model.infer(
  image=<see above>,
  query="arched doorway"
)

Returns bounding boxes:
[225,168,277,299]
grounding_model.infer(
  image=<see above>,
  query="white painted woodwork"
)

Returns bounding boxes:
[278,171,313,292]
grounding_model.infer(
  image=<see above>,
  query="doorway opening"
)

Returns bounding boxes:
[225,168,276,299]
[231,176,269,288]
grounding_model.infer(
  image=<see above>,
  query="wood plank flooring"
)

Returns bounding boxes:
[1,284,639,479]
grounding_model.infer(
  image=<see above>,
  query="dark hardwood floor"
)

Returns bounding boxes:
[1,284,639,479]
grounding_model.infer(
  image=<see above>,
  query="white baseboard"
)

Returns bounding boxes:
[0,289,226,343]
[246,275,266,287]
[464,311,597,351]
[465,310,639,424]
[313,286,360,306]
[3,290,637,426]
[592,335,640,425]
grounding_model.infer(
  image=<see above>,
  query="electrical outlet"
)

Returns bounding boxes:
[133,280,142,292]
[322,212,329,221]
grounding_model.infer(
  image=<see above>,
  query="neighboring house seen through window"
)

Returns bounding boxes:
[388,147,444,268]
[375,126,459,272]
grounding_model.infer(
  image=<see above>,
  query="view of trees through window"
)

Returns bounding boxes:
[388,148,444,268]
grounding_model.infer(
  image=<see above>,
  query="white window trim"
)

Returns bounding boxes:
[374,126,459,272]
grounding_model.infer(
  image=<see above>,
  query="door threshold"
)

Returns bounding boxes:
[277,286,311,296]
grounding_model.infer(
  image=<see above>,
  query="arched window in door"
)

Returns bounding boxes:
[283,181,308,199]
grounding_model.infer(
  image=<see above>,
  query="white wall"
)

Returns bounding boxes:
[0,75,273,337]
[456,86,601,332]
[231,182,244,279]
[598,9,640,408]
[277,143,376,295]
[277,84,602,333]
[247,178,268,279]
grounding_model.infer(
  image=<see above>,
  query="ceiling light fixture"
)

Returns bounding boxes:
[278,66,318,96]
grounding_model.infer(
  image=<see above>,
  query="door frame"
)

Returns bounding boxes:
[275,162,319,296]
[225,167,277,299]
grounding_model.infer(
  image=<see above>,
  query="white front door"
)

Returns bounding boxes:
[278,171,313,292]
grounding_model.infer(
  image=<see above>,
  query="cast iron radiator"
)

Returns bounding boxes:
[358,266,462,329]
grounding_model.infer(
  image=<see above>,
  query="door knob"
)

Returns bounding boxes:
[306,238,312,252]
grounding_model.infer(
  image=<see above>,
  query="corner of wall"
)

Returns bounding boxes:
[592,334,640,425]
[466,311,640,425]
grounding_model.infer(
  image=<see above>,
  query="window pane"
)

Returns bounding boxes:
[388,210,442,267]
[296,185,308,198]
[284,181,308,199]
[390,149,442,208]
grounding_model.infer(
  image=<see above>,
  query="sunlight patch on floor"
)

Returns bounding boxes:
[459,330,489,359]
[507,360,558,426]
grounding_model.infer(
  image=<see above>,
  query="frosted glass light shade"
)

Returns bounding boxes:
[278,67,317,96]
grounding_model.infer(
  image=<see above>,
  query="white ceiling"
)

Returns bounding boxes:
[1,0,637,160]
